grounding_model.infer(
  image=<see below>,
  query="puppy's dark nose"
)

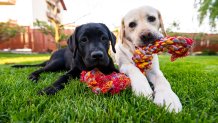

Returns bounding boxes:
[140,32,154,41]
[91,51,104,59]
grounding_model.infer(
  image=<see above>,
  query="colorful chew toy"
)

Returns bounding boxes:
[80,69,131,94]
[80,36,194,94]
[132,36,194,73]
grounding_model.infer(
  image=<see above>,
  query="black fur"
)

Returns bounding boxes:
[12,23,118,95]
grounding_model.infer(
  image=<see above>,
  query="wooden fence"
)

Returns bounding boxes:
[0,27,218,53]
[0,26,73,52]
[192,34,218,52]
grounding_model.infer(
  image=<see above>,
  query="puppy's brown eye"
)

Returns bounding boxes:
[101,36,108,41]
[129,22,137,28]
[148,16,156,22]
[80,37,88,43]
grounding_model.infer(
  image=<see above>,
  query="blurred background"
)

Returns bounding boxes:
[0,0,217,55]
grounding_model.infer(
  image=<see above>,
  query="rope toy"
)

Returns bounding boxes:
[132,36,194,73]
[80,69,131,94]
[80,36,193,94]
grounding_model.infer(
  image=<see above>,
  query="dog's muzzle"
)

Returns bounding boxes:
[91,51,104,60]
[140,32,163,45]
[85,50,109,68]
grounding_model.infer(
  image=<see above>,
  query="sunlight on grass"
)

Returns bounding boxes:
[0,53,50,65]
[0,53,218,122]
[0,56,49,65]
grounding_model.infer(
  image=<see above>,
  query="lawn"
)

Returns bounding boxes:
[0,53,218,122]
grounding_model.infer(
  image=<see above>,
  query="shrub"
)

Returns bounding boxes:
[201,49,217,55]
[0,21,24,42]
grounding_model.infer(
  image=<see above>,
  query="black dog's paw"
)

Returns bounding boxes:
[28,74,39,82]
[38,86,58,95]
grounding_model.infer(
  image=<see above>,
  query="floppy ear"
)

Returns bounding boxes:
[100,23,116,53]
[110,32,117,53]
[67,26,80,58]
[158,11,167,37]
[119,18,125,43]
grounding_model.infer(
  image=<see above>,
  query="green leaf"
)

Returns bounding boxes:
[197,0,218,29]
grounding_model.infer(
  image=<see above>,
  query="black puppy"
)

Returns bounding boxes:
[12,23,118,95]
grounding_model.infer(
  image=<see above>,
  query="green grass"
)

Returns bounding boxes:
[0,53,218,122]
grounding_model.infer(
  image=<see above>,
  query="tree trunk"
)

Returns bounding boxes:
[56,42,61,50]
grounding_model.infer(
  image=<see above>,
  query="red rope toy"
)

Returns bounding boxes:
[80,36,194,94]
[80,69,131,94]
[132,36,194,73]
